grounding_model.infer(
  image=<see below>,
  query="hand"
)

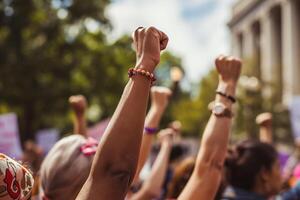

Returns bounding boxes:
[132,26,169,72]
[256,112,272,127]
[215,56,242,86]
[69,95,87,116]
[150,86,172,111]
[157,128,176,144]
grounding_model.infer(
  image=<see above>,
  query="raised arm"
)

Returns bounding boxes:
[256,112,273,144]
[130,128,174,200]
[76,27,169,200]
[132,86,172,185]
[178,56,242,200]
[69,95,88,137]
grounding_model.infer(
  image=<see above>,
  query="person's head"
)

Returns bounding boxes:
[167,156,195,198]
[225,140,281,197]
[22,140,44,174]
[39,135,97,200]
[0,153,34,200]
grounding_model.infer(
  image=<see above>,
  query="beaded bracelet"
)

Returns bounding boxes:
[128,68,156,85]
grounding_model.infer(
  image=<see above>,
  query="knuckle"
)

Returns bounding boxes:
[147,26,156,32]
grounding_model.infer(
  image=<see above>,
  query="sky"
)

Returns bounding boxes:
[106,0,237,82]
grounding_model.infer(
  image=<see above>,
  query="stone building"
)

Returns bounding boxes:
[228,0,300,105]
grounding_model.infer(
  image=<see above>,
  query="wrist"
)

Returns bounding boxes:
[135,61,156,73]
[150,105,166,114]
[217,81,237,97]
[162,138,172,147]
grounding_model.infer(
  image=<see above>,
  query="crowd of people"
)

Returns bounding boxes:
[1,26,300,200]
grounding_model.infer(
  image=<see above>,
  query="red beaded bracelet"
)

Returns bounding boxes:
[128,68,156,85]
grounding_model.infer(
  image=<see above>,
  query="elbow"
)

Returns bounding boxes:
[195,151,224,177]
[141,186,161,199]
[92,156,137,186]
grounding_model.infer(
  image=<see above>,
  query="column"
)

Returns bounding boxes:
[231,33,242,58]
[242,26,255,59]
[282,0,300,105]
[260,7,283,101]
[260,12,274,98]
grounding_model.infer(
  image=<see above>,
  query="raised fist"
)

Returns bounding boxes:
[69,95,87,115]
[150,86,172,111]
[256,112,272,127]
[215,56,242,85]
[132,26,169,72]
[157,128,176,144]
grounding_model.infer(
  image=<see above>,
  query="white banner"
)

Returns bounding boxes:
[290,96,300,139]
[36,129,59,154]
[0,113,23,159]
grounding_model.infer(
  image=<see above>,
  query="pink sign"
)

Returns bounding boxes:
[87,118,110,141]
[0,113,23,159]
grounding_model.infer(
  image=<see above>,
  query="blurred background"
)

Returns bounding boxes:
[0,0,299,155]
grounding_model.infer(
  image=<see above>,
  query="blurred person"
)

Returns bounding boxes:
[21,140,44,175]
[223,140,300,200]
[177,56,242,200]
[129,128,175,200]
[76,26,169,200]
[38,95,98,200]
[223,140,281,199]
[0,153,34,200]
[167,156,195,198]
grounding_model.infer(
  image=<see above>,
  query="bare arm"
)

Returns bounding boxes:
[132,87,171,185]
[69,95,87,137]
[178,56,242,200]
[76,27,169,200]
[130,129,174,200]
[256,112,273,144]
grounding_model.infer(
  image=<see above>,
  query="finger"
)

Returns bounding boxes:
[215,55,225,67]
[132,27,143,50]
[159,31,169,50]
[137,28,145,56]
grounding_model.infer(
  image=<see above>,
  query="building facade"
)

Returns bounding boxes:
[228,0,300,105]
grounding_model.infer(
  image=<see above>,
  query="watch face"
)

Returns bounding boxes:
[214,103,225,115]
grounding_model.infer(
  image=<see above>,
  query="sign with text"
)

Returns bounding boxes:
[36,129,59,154]
[0,113,23,159]
[290,96,300,139]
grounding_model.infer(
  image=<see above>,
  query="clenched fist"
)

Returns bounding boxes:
[69,95,87,116]
[215,56,242,96]
[157,128,176,144]
[150,86,172,111]
[215,56,242,85]
[132,26,169,72]
[256,112,272,127]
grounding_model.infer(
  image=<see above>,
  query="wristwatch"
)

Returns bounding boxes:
[211,102,233,118]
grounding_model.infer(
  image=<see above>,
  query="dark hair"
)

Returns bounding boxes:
[225,140,277,190]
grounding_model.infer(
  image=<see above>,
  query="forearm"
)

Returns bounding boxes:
[197,83,234,167]
[131,141,172,200]
[133,107,164,183]
[259,126,273,144]
[91,76,151,180]
[74,114,87,136]
[179,83,235,200]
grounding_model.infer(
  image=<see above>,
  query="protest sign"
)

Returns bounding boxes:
[0,113,23,158]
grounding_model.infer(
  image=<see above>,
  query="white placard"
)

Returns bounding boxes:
[290,96,300,139]
[0,113,23,159]
[36,129,59,153]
